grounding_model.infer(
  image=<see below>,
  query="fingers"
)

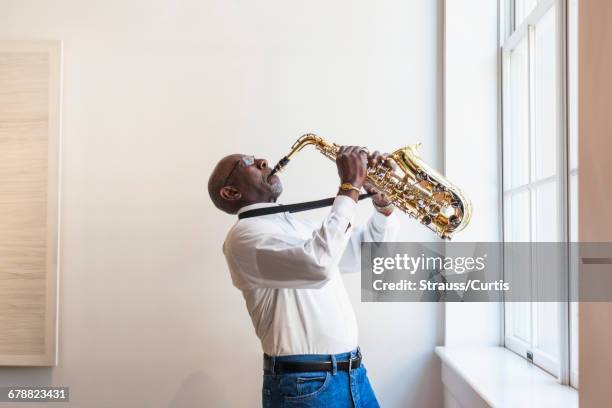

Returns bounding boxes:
[339,146,368,163]
[336,146,369,189]
[382,155,396,171]
[351,146,368,160]
[368,151,395,170]
[338,146,396,171]
[338,146,360,166]
[338,145,364,154]
[336,145,395,207]
[365,182,392,206]
[363,182,375,193]
[367,150,382,167]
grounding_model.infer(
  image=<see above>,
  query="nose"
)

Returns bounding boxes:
[256,158,268,170]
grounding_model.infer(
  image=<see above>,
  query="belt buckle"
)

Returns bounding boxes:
[351,348,362,369]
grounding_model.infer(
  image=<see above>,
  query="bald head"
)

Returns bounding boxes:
[207,154,244,214]
[207,153,283,214]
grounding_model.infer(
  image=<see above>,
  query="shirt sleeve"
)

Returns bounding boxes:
[224,195,358,289]
[338,207,400,274]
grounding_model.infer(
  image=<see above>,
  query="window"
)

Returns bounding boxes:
[500,0,578,386]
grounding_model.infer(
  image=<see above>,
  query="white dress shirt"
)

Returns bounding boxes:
[223,195,399,356]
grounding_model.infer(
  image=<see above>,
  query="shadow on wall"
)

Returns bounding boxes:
[409,352,443,408]
[375,350,442,408]
[169,370,231,408]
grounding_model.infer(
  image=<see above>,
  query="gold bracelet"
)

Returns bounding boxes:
[339,182,362,193]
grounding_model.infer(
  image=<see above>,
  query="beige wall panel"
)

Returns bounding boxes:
[0,41,61,366]
[579,0,612,406]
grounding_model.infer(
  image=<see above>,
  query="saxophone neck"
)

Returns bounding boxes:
[270,133,328,176]
[288,133,325,158]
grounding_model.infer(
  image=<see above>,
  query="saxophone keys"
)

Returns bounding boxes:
[432,191,447,201]
[449,215,461,227]
[428,205,440,215]
[433,184,446,193]
[415,170,431,184]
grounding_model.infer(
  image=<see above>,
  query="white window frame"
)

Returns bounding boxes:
[500,0,577,387]
[567,0,579,388]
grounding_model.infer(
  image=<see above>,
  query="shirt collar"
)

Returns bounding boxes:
[236,202,281,216]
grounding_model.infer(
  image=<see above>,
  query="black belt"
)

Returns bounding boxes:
[263,355,362,374]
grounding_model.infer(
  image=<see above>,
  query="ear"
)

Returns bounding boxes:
[220,186,242,201]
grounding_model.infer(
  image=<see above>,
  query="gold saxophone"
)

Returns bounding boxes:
[269,133,472,240]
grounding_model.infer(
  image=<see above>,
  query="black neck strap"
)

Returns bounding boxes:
[238,192,375,219]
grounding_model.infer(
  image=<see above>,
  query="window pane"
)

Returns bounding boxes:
[533,180,559,241]
[505,39,529,190]
[533,6,558,181]
[515,0,538,28]
[534,301,560,363]
[511,302,532,343]
[505,190,530,241]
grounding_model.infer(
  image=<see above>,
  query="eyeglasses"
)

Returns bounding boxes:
[223,156,256,187]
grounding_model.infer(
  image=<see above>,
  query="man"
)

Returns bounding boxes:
[208,146,399,407]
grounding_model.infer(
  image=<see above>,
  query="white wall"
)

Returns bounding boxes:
[0,1,444,407]
[443,0,502,349]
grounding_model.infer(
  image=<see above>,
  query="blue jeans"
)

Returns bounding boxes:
[262,348,380,408]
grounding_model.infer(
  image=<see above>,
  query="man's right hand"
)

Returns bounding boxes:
[336,146,368,202]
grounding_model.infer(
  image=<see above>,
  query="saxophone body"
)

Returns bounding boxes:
[271,133,472,240]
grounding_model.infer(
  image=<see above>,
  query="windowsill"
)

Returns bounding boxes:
[435,346,578,408]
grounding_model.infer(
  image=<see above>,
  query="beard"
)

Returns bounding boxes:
[262,173,283,199]
[269,180,283,196]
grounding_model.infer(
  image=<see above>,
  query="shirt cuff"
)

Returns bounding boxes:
[371,206,397,231]
[332,194,357,222]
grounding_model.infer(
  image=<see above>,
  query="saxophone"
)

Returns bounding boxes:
[269,133,472,240]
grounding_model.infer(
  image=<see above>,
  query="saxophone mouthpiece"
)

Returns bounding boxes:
[270,156,290,177]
